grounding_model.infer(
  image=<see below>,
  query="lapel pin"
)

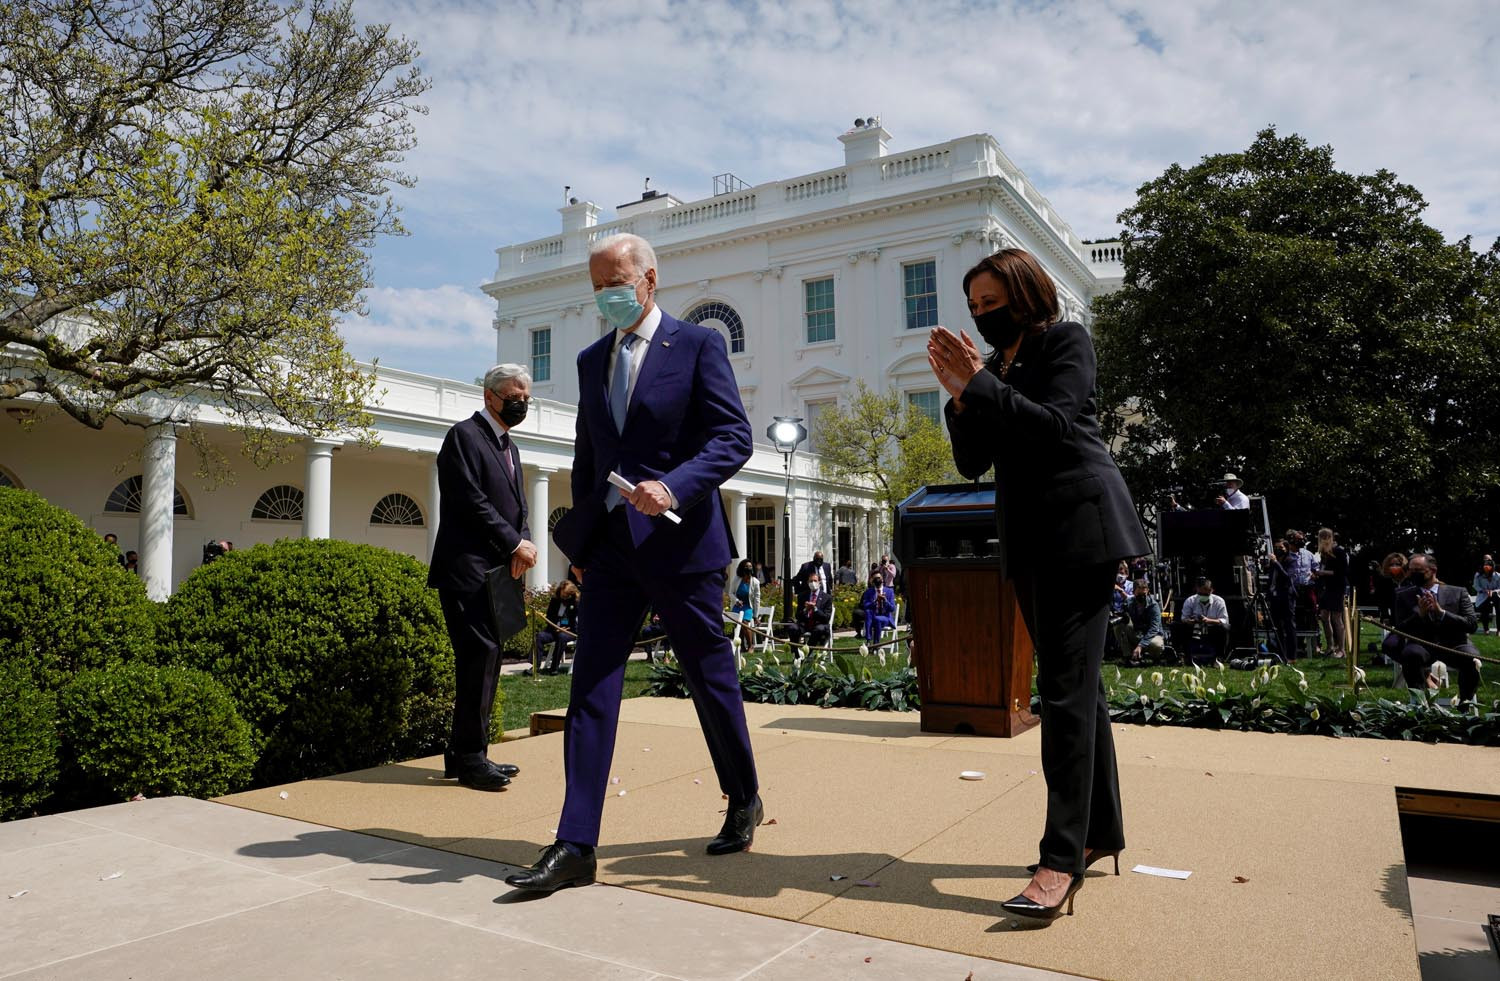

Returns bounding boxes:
[661,340,671,348]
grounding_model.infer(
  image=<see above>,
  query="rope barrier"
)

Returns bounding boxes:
[1357,614,1500,667]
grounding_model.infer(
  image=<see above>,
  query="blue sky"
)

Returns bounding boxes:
[341,0,1500,382]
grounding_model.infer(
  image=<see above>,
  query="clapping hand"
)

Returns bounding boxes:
[927,326,984,404]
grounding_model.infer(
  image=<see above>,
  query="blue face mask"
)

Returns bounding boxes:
[594,281,644,328]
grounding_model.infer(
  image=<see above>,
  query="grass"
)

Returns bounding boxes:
[498,660,658,733]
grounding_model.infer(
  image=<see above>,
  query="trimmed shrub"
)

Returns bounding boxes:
[0,661,60,820]
[831,583,863,631]
[158,539,462,784]
[0,487,156,686]
[58,662,255,801]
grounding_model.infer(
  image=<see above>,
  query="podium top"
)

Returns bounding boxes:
[899,482,995,514]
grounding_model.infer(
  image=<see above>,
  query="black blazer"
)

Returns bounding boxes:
[792,560,832,600]
[427,411,531,592]
[1393,583,1476,648]
[797,590,833,628]
[945,321,1148,577]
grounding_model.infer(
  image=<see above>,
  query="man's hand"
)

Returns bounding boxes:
[628,480,673,517]
[510,539,539,580]
[1132,645,1142,660]
[1214,495,1227,507]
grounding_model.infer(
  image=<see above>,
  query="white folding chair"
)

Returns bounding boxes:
[754,605,777,652]
[878,601,906,648]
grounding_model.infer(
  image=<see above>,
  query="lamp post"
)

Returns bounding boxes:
[767,416,807,622]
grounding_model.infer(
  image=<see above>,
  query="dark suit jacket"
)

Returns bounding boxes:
[945,321,1148,577]
[792,560,833,601]
[797,590,833,629]
[427,411,530,592]
[552,312,752,575]
[1393,583,1476,648]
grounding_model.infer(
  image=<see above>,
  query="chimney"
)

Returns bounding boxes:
[838,117,891,165]
[559,199,599,233]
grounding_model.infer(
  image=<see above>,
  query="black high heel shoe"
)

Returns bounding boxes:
[1001,872,1084,922]
[1026,848,1122,876]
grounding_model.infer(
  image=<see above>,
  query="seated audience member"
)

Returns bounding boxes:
[860,573,897,642]
[783,570,833,647]
[835,558,858,586]
[1113,578,1165,665]
[728,559,761,653]
[1177,579,1230,663]
[639,612,669,666]
[1389,554,1481,703]
[1472,554,1500,635]
[536,580,580,674]
[792,550,833,606]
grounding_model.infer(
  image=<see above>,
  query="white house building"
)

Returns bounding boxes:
[1,121,1123,598]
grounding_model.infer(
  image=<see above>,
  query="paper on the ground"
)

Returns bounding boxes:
[607,471,683,524]
[1132,864,1192,879]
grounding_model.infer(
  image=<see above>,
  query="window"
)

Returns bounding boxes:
[747,505,776,522]
[251,485,305,521]
[370,493,424,526]
[683,301,746,354]
[805,398,837,452]
[104,475,189,516]
[0,465,19,489]
[530,327,552,382]
[907,389,941,426]
[804,278,835,344]
[903,260,938,330]
[548,506,570,532]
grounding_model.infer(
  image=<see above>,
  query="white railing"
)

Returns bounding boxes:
[518,237,564,263]
[880,148,949,180]
[587,220,635,244]
[783,172,846,202]
[658,192,756,230]
[1088,243,1123,264]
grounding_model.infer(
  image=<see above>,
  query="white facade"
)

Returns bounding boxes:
[1,123,1121,595]
[483,123,1123,577]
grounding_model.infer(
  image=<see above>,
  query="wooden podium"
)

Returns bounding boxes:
[895,484,1037,738]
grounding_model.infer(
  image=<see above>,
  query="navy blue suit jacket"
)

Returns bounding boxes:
[553,312,751,575]
[427,411,530,592]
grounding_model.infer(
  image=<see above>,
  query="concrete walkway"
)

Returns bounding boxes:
[0,796,1068,980]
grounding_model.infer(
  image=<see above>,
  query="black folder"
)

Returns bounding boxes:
[485,567,528,643]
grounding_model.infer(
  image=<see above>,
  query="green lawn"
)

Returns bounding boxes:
[498,660,658,733]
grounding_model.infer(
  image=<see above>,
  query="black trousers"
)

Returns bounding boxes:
[1014,564,1124,875]
[537,629,572,672]
[439,585,503,760]
[1269,597,1297,660]
[1391,639,1481,701]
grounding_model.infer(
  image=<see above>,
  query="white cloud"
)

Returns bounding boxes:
[340,284,494,361]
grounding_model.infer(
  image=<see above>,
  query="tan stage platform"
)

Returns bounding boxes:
[219,699,1500,981]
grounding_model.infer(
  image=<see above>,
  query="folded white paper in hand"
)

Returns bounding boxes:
[608,471,683,524]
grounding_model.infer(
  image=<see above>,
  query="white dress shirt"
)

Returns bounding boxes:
[1221,488,1249,509]
[1183,592,1229,623]
[608,305,678,508]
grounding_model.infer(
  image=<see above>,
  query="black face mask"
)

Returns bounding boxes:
[972,304,1025,351]
[498,398,529,427]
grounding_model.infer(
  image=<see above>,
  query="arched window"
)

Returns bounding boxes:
[251,485,305,521]
[370,493,425,527]
[0,465,20,489]
[548,506,570,532]
[104,475,190,517]
[683,301,746,354]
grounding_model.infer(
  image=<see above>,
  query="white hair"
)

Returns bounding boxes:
[483,363,531,393]
[587,232,657,277]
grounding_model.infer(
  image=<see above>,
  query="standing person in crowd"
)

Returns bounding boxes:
[536,580,581,675]
[793,550,833,606]
[509,234,761,894]
[784,569,833,647]
[1390,554,1482,704]
[1265,540,1298,661]
[427,362,536,792]
[881,554,897,588]
[835,557,858,586]
[1113,578,1164,666]
[1110,560,1133,615]
[1314,528,1350,658]
[124,550,139,575]
[1472,554,1500,635]
[1286,529,1320,630]
[1216,474,1249,509]
[728,559,761,653]
[102,531,126,566]
[930,247,1148,925]
[860,571,897,643]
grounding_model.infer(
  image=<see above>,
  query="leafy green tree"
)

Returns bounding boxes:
[0,0,429,460]
[816,380,961,511]
[1094,127,1500,559]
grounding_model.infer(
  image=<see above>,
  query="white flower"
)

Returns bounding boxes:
[1249,676,1258,691]
[1140,694,1151,705]
[1298,680,1309,692]
[1195,686,1208,699]
[1215,660,1226,672]
[1270,665,1281,680]
[1151,671,1163,687]
[1350,711,1363,722]
[1262,708,1274,718]
[1250,696,1260,708]
[1216,682,1226,694]
[1259,670,1270,687]
[859,644,870,657]
[1310,707,1321,721]
[1134,673,1144,688]
[1354,666,1367,684]
[877,648,887,667]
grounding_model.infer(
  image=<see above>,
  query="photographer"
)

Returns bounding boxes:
[1112,578,1164,666]
[1177,578,1229,663]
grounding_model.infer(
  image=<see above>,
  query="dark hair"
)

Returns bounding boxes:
[961,248,1061,330]
[736,559,753,578]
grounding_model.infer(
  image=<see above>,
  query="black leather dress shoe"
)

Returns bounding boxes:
[504,842,597,892]
[456,765,509,792]
[444,754,520,780]
[707,795,763,855]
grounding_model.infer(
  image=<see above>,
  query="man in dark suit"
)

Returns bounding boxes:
[506,234,760,894]
[427,363,538,791]
[785,570,833,647]
[1389,553,1481,703]
[792,550,832,606]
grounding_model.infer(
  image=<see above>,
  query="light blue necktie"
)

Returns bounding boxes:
[606,332,640,510]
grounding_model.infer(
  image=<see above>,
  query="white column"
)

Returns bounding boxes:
[727,489,748,565]
[866,509,880,568]
[426,454,441,562]
[820,501,833,558]
[527,466,555,590]
[138,422,177,601]
[860,507,872,575]
[303,439,338,540]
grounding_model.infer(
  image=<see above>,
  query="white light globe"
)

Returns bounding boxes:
[772,421,800,447]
